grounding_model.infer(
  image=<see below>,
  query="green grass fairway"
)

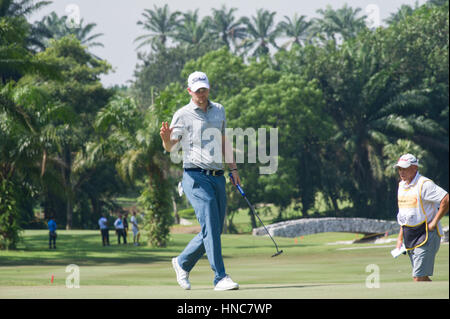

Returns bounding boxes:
[0,230,448,299]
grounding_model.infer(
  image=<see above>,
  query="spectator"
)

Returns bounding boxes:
[98,214,110,246]
[114,214,127,245]
[130,211,140,246]
[47,217,57,249]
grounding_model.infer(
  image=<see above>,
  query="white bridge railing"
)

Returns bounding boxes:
[253,217,400,238]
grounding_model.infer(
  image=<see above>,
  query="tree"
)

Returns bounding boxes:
[132,40,221,108]
[181,47,247,102]
[183,48,331,222]
[124,2,449,228]
[93,95,174,247]
[381,2,449,190]
[427,0,449,7]
[174,9,211,46]
[204,5,246,51]
[134,4,181,51]
[0,15,58,83]
[383,139,433,179]
[277,14,312,49]
[26,36,113,229]
[0,16,34,83]
[0,0,50,18]
[240,9,280,57]
[384,4,418,25]
[298,27,441,218]
[0,93,28,249]
[1,10,63,247]
[0,179,22,249]
[226,73,331,220]
[311,4,368,43]
[0,0,52,51]
[33,11,104,51]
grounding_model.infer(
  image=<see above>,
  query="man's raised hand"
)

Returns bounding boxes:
[160,121,173,143]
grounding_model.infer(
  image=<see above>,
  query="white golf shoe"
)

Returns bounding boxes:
[214,275,239,291]
[172,257,191,290]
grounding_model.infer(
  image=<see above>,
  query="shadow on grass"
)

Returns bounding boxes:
[239,284,333,290]
[0,254,170,267]
[1,231,305,267]
[191,284,333,291]
[227,243,314,250]
[0,232,186,267]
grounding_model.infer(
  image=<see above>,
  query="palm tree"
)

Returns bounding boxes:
[1,0,52,51]
[309,32,432,217]
[0,80,71,247]
[174,9,210,46]
[93,96,173,247]
[0,0,50,17]
[1,16,33,83]
[240,9,280,57]
[277,14,312,49]
[34,12,104,50]
[1,7,63,192]
[204,5,246,50]
[384,4,418,25]
[69,19,104,49]
[312,4,368,43]
[426,0,449,6]
[0,14,60,84]
[383,139,430,178]
[135,4,181,51]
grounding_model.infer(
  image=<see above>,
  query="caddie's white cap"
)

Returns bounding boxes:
[393,153,420,168]
[188,71,210,92]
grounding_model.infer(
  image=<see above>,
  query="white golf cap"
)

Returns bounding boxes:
[393,153,420,169]
[188,71,210,92]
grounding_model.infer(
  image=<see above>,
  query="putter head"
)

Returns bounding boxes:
[271,250,283,257]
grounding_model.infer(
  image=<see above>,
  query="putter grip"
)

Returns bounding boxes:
[229,172,245,196]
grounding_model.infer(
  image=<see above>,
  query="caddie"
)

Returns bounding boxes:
[394,153,449,281]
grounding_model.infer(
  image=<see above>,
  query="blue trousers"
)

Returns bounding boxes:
[177,170,227,285]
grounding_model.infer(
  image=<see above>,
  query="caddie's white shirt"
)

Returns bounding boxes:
[114,218,124,229]
[397,172,447,232]
[170,99,226,171]
[98,217,108,229]
[130,215,138,231]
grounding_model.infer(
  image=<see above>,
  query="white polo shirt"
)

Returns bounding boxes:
[170,99,226,171]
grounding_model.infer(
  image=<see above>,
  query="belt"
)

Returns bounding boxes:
[184,168,224,176]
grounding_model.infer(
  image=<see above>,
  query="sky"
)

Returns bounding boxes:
[29,0,427,87]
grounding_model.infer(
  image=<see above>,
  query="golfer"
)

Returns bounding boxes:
[394,153,449,282]
[160,71,240,291]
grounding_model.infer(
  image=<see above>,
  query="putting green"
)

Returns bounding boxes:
[0,230,448,299]
[0,282,448,299]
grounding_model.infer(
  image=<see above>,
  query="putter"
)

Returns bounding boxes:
[229,173,283,257]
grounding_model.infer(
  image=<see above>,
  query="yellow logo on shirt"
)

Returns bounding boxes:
[398,195,418,208]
